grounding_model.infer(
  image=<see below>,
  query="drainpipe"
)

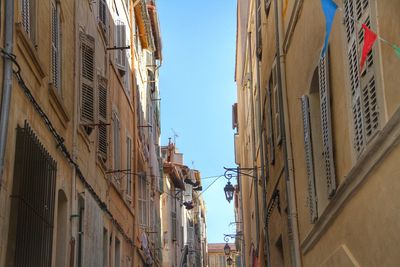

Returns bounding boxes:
[247,32,260,255]
[253,0,271,265]
[0,0,15,187]
[70,0,79,265]
[273,0,302,266]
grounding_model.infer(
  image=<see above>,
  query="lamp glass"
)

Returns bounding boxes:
[224,181,235,203]
[224,243,231,256]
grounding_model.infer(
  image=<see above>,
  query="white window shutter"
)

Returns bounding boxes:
[80,35,95,127]
[344,0,379,155]
[318,54,336,197]
[301,95,318,223]
[115,21,126,69]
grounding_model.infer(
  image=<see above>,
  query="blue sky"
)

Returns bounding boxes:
[157,1,238,243]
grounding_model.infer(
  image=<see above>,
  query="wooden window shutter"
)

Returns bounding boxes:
[344,0,379,155]
[99,0,107,32]
[97,76,108,161]
[80,34,95,134]
[51,2,61,92]
[232,103,238,130]
[126,137,132,197]
[113,111,120,177]
[256,0,262,59]
[272,61,281,145]
[115,20,126,70]
[318,54,336,197]
[301,95,318,223]
[22,0,35,42]
[267,76,275,165]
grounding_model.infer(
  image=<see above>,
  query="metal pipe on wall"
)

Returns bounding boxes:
[0,0,15,187]
[253,0,271,265]
[273,0,302,265]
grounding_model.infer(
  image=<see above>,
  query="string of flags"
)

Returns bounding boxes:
[320,0,400,68]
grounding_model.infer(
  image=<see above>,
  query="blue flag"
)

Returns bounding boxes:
[321,0,338,57]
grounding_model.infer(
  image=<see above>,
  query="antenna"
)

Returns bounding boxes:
[171,128,179,144]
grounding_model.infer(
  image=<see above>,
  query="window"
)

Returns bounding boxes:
[115,238,120,267]
[113,111,120,180]
[138,174,148,227]
[98,0,107,35]
[6,122,57,267]
[103,229,109,267]
[171,211,177,241]
[344,0,379,155]
[80,33,95,135]
[51,0,61,93]
[98,76,108,162]
[21,0,36,43]
[126,136,132,199]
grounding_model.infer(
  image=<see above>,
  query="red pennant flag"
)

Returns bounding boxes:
[360,24,377,71]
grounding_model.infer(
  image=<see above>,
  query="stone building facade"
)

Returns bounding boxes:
[234,0,400,266]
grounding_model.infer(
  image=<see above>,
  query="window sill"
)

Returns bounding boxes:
[48,83,70,128]
[15,22,45,83]
[300,107,400,254]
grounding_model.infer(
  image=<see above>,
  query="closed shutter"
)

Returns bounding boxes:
[344,0,379,155]
[99,0,107,31]
[318,54,336,197]
[98,76,108,161]
[267,77,275,164]
[301,95,318,223]
[115,21,126,70]
[113,112,120,175]
[51,1,61,92]
[256,0,262,59]
[21,0,33,39]
[80,34,95,130]
[272,60,281,144]
[126,137,132,197]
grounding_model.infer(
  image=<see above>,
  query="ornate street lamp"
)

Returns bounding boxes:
[223,167,256,203]
[224,242,231,256]
[224,181,235,203]
[227,256,233,266]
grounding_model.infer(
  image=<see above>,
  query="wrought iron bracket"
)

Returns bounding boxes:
[223,166,257,180]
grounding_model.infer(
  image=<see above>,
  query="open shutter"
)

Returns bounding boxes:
[301,95,318,223]
[344,0,378,155]
[318,54,336,197]
[98,76,108,161]
[115,21,126,70]
[126,137,132,198]
[51,2,61,91]
[80,34,95,131]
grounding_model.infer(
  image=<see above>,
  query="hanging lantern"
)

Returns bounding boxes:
[224,181,235,203]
